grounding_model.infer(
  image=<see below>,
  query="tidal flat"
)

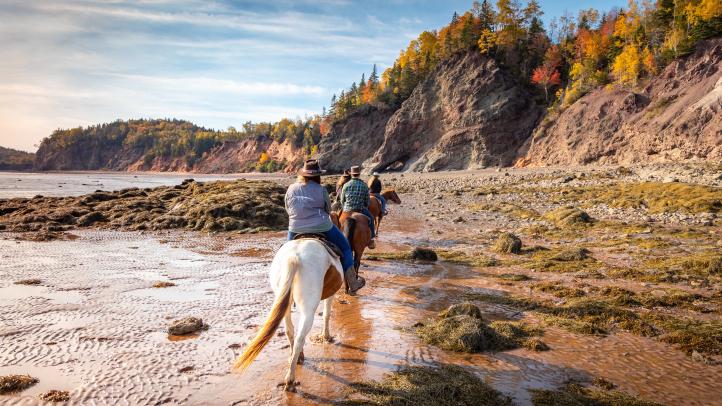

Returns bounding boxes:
[0,164,720,405]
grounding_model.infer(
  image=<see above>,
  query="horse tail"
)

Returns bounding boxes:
[234,253,299,371]
[343,217,356,246]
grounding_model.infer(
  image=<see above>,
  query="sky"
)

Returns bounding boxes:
[0,0,626,152]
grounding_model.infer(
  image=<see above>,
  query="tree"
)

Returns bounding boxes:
[478,28,498,55]
[478,0,496,31]
[612,44,641,87]
[531,65,561,101]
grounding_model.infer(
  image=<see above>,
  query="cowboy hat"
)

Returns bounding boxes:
[349,165,362,176]
[297,159,326,176]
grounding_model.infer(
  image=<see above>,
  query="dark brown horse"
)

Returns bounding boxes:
[330,211,371,294]
[368,189,401,235]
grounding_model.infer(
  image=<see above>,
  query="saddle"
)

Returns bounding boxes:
[292,233,344,300]
[292,233,343,259]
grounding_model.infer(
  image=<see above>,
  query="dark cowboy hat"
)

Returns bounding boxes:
[349,165,362,175]
[297,159,326,177]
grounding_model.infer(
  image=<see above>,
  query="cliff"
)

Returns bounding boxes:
[520,38,722,166]
[364,51,543,172]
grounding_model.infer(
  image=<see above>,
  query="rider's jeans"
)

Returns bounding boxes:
[360,207,376,238]
[372,193,387,214]
[287,225,354,271]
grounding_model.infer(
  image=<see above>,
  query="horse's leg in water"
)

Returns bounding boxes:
[283,297,316,391]
[321,297,333,341]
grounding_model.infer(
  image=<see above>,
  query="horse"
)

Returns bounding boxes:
[368,189,402,235]
[330,211,372,293]
[233,239,344,392]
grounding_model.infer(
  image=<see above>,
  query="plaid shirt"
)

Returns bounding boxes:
[340,178,370,212]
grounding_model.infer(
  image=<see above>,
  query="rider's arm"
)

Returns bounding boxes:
[322,188,331,214]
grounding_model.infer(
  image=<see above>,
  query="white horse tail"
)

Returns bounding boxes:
[234,253,299,371]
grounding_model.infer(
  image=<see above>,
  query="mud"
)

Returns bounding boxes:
[0,165,720,405]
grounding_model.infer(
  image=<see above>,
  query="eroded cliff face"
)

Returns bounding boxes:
[316,105,395,172]
[521,39,722,166]
[364,51,543,172]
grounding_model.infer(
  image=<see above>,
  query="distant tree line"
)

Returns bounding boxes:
[39,117,325,169]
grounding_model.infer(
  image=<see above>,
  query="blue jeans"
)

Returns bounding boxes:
[360,207,376,238]
[288,225,353,272]
[372,193,387,214]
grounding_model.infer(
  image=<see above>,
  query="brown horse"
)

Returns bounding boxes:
[331,211,371,294]
[368,189,402,235]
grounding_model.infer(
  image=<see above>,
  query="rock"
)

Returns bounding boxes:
[410,247,438,261]
[493,232,522,254]
[543,206,592,227]
[39,390,70,402]
[439,303,483,320]
[0,374,38,394]
[77,212,106,227]
[453,216,465,223]
[167,317,208,335]
[551,248,591,261]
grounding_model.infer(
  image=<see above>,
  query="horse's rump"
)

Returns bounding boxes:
[322,265,343,299]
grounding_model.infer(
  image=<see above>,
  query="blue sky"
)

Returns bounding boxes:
[0,0,626,151]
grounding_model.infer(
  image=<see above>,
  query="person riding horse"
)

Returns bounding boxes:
[285,159,365,294]
[368,172,388,216]
[339,165,376,249]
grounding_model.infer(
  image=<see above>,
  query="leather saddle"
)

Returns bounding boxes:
[292,233,343,259]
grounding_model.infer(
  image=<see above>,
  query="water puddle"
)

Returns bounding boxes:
[0,284,84,304]
[0,364,82,400]
[124,280,220,302]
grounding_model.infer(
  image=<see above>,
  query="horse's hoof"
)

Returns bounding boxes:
[297,352,305,364]
[283,383,297,392]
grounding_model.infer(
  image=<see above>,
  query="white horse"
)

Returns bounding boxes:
[233,239,343,391]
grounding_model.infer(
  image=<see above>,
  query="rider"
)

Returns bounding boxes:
[339,165,376,249]
[285,159,365,293]
[368,171,388,216]
[336,169,351,198]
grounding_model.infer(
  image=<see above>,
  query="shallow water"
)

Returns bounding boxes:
[0,216,720,405]
[0,171,285,199]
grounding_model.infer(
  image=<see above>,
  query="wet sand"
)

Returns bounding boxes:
[1,203,720,405]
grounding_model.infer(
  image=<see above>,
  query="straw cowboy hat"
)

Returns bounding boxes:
[297,159,326,177]
[349,166,362,176]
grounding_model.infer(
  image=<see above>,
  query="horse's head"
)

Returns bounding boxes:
[382,189,401,204]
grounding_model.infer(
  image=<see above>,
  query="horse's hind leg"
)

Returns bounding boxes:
[283,305,315,391]
[321,298,333,342]
[284,307,294,355]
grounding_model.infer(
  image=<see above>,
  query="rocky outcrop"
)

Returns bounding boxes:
[521,38,722,166]
[366,51,543,172]
[0,179,288,233]
[317,105,394,172]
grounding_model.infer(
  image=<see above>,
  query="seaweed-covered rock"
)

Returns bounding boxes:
[0,179,288,234]
[77,211,106,226]
[439,302,483,320]
[0,374,38,394]
[341,364,513,406]
[410,247,438,261]
[167,317,208,335]
[415,303,547,353]
[552,248,591,261]
[493,232,522,254]
[39,390,71,402]
[543,206,592,227]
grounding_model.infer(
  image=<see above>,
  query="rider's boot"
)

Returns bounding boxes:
[344,267,365,295]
